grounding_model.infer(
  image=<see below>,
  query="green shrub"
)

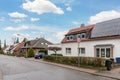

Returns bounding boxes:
[50,54,63,56]
[44,56,106,67]
[0,49,4,54]
[27,48,34,58]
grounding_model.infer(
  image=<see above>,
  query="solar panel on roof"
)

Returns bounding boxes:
[91,18,120,38]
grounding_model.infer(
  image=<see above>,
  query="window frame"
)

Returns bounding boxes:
[79,48,85,54]
[66,48,71,54]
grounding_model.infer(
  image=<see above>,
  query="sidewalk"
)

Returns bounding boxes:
[0,69,3,80]
[25,58,120,80]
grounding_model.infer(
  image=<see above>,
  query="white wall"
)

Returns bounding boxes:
[61,38,120,59]
[48,44,62,55]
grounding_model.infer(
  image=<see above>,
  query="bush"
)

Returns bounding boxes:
[16,53,26,57]
[0,49,4,54]
[5,53,15,56]
[44,56,106,67]
[27,48,34,58]
[50,54,63,56]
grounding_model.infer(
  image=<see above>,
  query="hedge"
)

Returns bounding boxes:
[27,48,34,58]
[44,55,106,67]
[50,54,63,56]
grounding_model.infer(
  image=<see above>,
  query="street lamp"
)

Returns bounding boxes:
[77,38,81,67]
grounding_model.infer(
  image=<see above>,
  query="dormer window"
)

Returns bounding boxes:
[67,36,70,40]
[66,35,74,40]
[77,34,81,38]
[81,33,86,38]
[77,33,86,39]
[70,35,73,40]
[41,43,44,45]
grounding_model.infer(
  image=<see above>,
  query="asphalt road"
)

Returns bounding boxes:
[0,55,116,80]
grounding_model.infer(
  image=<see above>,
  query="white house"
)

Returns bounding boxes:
[61,18,120,60]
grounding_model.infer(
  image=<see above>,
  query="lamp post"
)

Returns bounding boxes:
[77,38,81,67]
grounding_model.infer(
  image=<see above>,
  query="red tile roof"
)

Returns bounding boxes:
[62,35,120,43]
[67,24,95,34]
[61,24,95,43]
[14,42,25,52]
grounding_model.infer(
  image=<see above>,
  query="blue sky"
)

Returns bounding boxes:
[0,0,120,45]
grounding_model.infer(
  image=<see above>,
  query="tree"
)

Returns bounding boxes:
[27,48,34,58]
[0,40,3,54]
[47,47,61,55]
[16,37,19,43]
[4,39,7,48]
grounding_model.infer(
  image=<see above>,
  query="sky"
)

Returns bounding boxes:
[0,0,120,45]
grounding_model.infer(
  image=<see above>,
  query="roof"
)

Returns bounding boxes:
[14,42,25,51]
[61,25,95,43]
[62,18,120,43]
[91,18,120,38]
[62,35,120,43]
[67,24,95,35]
[22,38,53,48]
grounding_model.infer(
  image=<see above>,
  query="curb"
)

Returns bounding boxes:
[24,58,120,80]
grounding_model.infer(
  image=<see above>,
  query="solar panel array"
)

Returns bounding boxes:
[91,18,120,38]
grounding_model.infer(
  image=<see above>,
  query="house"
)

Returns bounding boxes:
[61,18,120,60]
[13,41,25,54]
[2,45,9,54]
[48,43,62,55]
[22,38,53,54]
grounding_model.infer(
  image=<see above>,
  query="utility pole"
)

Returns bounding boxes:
[77,38,81,67]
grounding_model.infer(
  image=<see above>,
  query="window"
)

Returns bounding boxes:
[77,33,86,39]
[96,48,100,57]
[66,36,70,40]
[79,48,85,54]
[101,48,105,57]
[66,48,71,54]
[106,48,110,58]
[77,34,81,38]
[81,33,86,38]
[96,48,111,58]
[70,36,73,40]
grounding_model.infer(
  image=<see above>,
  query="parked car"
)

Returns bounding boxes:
[34,53,45,59]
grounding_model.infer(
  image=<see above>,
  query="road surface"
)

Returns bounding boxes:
[0,55,116,80]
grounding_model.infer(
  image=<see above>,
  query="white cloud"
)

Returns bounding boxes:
[13,33,30,38]
[30,25,65,33]
[10,19,22,23]
[8,12,27,18]
[30,18,40,22]
[89,10,120,24]
[22,0,64,14]
[72,21,80,25]
[66,6,72,11]
[4,25,29,31]
[55,30,68,40]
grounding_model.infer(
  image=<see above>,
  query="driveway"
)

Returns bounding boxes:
[0,55,115,80]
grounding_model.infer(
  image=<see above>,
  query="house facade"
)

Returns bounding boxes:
[22,38,53,54]
[61,18,120,60]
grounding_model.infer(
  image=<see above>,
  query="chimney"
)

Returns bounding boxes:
[80,23,85,27]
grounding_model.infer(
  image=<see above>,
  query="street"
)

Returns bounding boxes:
[0,55,116,80]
